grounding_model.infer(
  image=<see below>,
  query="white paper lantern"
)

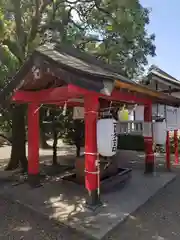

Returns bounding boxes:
[153,121,167,145]
[135,106,144,121]
[97,119,118,157]
[166,106,178,131]
[128,110,134,121]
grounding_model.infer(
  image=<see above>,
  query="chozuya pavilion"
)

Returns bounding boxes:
[1,43,180,208]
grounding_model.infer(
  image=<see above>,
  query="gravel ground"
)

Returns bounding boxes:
[0,173,180,240]
[0,146,86,240]
[1,146,180,240]
[0,197,86,240]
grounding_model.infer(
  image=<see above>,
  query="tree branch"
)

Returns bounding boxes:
[94,0,112,16]
[0,45,9,65]
[39,0,64,32]
[28,0,52,43]
[2,39,23,63]
[76,37,102,49]
[11,0,24,41]
[11,0,26,60]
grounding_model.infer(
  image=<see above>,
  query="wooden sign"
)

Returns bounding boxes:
[73,107,84,119]
[166,106,178,130]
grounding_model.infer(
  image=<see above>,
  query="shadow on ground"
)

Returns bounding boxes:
[0,146,179,240]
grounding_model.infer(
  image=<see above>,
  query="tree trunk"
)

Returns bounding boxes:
[52,121,58,165]
[74,120,83,157]
[40,126,50,149]
[39,108,51,149]
[5,105,27,172]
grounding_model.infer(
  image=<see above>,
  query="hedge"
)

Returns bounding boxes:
[118,134,180,154]
[118,134,145,151]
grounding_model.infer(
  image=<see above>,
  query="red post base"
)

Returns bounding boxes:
[166,131,171,171]
[144,105,154,174]
[144,137,154,173]
[28,103,40,186]
[84,95,101,208]
[174,129,179,164]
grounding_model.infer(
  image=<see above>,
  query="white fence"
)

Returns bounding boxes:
[117,121,143,135]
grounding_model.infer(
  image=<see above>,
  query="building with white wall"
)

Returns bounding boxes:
[135,65,180,130]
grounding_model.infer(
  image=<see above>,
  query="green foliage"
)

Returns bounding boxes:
[75,0,156,77]
[169,137,180,154]
[118,134,145,151]
[0,0,156,80]
[0,108,12,139]
[0,0,156,143]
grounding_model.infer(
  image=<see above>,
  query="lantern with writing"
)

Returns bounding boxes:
[97,119,118,157]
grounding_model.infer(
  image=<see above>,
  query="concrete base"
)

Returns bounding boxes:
[0,170,176,240]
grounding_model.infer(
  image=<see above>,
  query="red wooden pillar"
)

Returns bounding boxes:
[28,103,40,186]
[144,104,154,173]
[166,131,171,170]
[174,129,179,164]
[84,95,101,208]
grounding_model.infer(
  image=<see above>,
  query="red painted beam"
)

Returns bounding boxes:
[12,84,152,105]
[68,84,152,104]
[12,86,73,103]
[49,101,83,107]
[109,89,152,104]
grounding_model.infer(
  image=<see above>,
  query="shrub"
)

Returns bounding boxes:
[118,134,145,151]
[169,137,180,153]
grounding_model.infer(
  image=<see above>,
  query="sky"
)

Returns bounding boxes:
[140,0,180,79]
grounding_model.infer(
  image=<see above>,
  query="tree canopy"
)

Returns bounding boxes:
[0,0,156,171]
[0,0,156,132]
[0,0,156,80]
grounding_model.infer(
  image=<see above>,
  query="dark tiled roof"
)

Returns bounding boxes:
[36,43,133,84]
[146,65,180,88]
[0,43,180,107]
[0,43,121,103]
[149,65,177,80]
[54,43,127,76]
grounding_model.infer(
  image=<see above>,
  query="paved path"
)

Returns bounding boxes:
[105,174,180,240]
[0,146,180,239]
